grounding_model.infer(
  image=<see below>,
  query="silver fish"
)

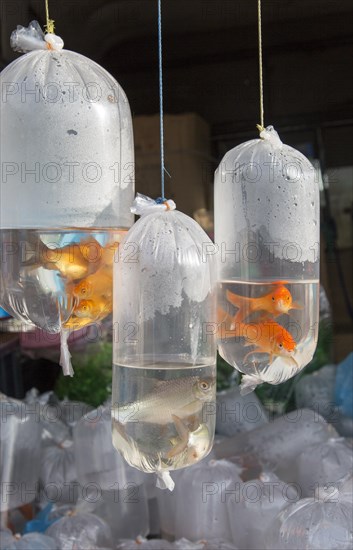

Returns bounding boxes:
[112,375,215,425]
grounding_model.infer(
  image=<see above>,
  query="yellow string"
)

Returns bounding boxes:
[45,0,55,34]
[257,0,265,134]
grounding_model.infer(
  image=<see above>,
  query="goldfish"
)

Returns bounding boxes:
[218,307,297,366]
[63,315,96,330]
[72,265,112,300]
[73,296,112,320]
[112,375,215,426]
[226,284,301,323]
[23,237,102,281]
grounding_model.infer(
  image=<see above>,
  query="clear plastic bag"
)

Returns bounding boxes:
[215,126,320,393]
[46,511,113,550]
[0,532,57,550]
[265,486,353,550]
[174,459,243,542]
[295,364,336,418]
[212,409,337,484]
[112,196,217,489]
[216,385,268,436]
[73,406,149,539]
[174,540,238,550]
[117,538,174,550]
[227,472,298,549]
[295,438,353,498]
[39,443,77,506]
[0,394,41,511]
[0,21,134,375]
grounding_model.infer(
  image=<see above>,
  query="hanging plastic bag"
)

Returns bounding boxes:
[0,21,135,376]
[112,195,217,490]
[215,126,320,394]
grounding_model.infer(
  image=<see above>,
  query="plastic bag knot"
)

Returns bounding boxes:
[11,20,64,54]
[130,193,176,217]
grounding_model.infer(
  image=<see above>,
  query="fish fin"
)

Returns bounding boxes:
[166,415,190,459]
[226,290,243,308]
[244,348,267,364]
[291,301,303,310]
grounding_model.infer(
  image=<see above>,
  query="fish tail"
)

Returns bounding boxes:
[226,289,244,309]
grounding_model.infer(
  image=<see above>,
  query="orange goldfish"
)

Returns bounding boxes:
[23,237,102,281]
[63,316,95,330]
[73,296,112,320]
[73,266,112,300]
[226,284,301,323]
[218,307,297,366]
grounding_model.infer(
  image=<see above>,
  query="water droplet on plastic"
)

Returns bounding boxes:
[313,220,317,226]
[311,201,315,207]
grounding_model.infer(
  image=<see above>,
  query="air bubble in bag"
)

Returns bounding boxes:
[214,126,320,393]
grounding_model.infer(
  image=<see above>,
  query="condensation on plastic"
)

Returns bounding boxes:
[0,394,41,511]
[0,532,57,550]
[227,472,299,550]
[295,437,353,498]
[0,22,134,230]
[264,485,353,550]
[174,459,243,542]
[46,512,113,550]
[115,205,215,324]
[215,126,319,274]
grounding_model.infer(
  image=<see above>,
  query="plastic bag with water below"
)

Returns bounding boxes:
[215,126,320,394]
[112,195,217,491]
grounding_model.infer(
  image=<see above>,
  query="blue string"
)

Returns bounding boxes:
[158,0,165,201]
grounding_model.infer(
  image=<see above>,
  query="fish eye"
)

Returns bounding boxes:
[279,343,283,348]
[272,296,275,301]
[199,380,210,390]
